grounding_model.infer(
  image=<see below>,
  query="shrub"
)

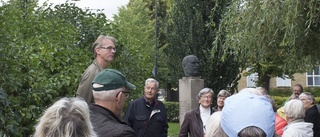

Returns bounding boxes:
[164,101,179,123]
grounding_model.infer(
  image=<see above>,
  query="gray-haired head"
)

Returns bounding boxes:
[145,78,159,88]
[256,87,268,95]
[284,99,305,120]
[218,90,231,98]
[34,97,97,137]
[196,88,214,100]
[299,92,315,105]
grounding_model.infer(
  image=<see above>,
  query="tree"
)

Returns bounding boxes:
[163,0,240,93]
[111,0,156,98]
[0,0,110,136]
[214,0,320,90]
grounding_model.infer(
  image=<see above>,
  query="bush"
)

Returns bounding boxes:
[164,101,179,123]
[270,87,320,108]
[269,88,292,96]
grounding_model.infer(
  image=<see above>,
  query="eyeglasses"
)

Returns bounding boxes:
[116,91,130,99]
[201,96,212,99]
[100,46,116,52]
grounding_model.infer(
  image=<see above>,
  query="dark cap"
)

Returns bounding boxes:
[92,69,135,91]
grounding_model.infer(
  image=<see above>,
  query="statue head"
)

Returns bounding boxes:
[182,55,200,77]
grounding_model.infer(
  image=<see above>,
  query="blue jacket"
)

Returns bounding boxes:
[124,96,168,137]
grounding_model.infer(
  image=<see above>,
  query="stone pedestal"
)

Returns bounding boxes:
[179,77,204,125]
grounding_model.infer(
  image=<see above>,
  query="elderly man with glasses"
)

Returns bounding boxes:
[90,69,136,137]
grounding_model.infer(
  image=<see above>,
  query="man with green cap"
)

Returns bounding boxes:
[90,69,136,137]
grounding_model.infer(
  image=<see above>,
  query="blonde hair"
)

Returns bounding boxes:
[34,97,96,137]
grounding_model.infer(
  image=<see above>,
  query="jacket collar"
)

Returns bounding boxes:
[93,59,104,72]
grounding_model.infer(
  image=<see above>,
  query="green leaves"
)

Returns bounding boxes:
[215,0,320,88]
[164,0,240,92]
[0,0,110,136]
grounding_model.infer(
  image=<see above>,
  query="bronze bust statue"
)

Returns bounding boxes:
[182,55,200,77]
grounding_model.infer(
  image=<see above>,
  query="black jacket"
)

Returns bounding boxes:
[90,104,136,137]
[305,105,320,137]
[124,97,168,137]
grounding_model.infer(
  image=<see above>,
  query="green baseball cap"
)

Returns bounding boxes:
[92,69,136,91]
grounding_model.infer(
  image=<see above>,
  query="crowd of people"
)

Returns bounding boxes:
[32,35,320,137]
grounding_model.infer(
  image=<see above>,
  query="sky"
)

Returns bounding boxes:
[40,0,129,19]
[1,0,129,20]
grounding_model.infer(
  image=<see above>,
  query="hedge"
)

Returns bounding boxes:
[164,101,179,123]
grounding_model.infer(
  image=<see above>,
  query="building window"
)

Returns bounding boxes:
[276,76,291,87]
[246,68,258,87]
[307,66,320,86]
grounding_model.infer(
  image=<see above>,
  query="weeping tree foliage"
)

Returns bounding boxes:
[0,0,110,136]
[164,0,240,93]
[111,0,155,98]
[214,0,320,89]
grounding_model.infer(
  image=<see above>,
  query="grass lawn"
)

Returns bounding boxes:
[168,122,180,137]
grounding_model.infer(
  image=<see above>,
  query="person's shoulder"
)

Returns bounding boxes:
[131,97,144,103]
[185,108,198,115]
[157,100,165,105]
[307,105,320,115]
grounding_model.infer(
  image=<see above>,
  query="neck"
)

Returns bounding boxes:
[96,101,120,118]
[200,105,210,110]
[218,106,223,111]
[306,104,314,110]
[147,98,155,104]
[96,58,109,69]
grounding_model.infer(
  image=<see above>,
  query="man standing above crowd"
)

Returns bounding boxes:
[125,78,168,137]
[76,35,116,103]
[90,69,136,137]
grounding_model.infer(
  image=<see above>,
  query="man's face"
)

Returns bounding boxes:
[96,39,116,64]
[144,81,158,101]
[185,57,199,76]
[292,86,302,97]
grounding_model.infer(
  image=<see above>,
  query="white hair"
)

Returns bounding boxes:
[299,92,315,104]
[34,97,97,137]
[145,78,159,88]
[284,99,305,120]
[93,87,125,102]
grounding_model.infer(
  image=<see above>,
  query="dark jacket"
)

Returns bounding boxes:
[179,107,214,137]
[90,104,136,137]
[305,105,320,137]
[124,96,168,137]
